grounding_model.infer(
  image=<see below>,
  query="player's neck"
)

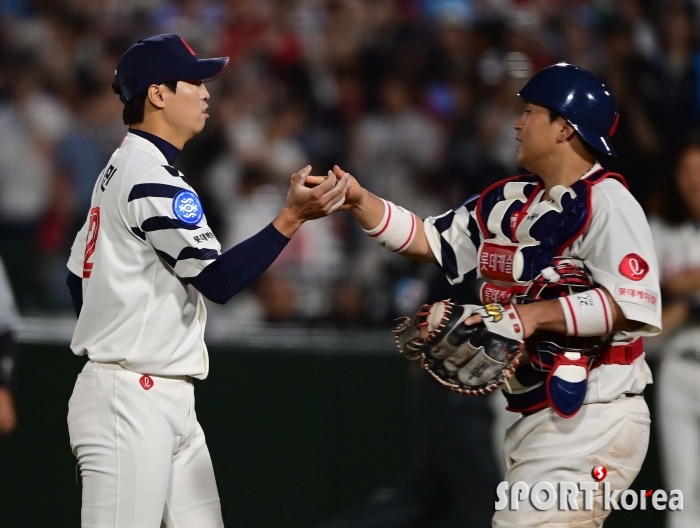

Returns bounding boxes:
[130,121,189,150]
[537,154,597,200]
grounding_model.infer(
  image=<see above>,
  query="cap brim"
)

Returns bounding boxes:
[174,57,229,82]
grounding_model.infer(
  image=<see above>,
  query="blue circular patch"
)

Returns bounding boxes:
[173,189,203,225]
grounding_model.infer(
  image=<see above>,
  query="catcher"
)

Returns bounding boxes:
[317,64,661,526]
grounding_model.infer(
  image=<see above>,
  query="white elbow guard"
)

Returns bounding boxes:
[363,199,417,253]
[558,288,613,337]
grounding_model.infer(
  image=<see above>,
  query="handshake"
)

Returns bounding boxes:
[273,164,360,237]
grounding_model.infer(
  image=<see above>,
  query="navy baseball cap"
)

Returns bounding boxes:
[114,34,229,103]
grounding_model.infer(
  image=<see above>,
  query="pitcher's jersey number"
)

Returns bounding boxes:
[83,207,100,278]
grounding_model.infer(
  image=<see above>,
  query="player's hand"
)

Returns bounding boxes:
[306,166,365,212]
[274,165,350,237]
[328,165,365,211]
[0,387,17,436]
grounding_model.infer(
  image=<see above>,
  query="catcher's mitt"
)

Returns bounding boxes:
[393,301,525,395]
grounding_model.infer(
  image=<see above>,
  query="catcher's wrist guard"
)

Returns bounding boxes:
[393,301,525,395]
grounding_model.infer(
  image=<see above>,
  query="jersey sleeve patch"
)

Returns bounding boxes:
[618,253,649,281]
[613,283,659,311]
[172,190,204,225]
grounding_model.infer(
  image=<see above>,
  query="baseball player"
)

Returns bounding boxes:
[650,138,700,528]
[320,64,661,526]
[65,34,349,528]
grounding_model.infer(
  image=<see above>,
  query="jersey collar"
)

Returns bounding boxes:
[127,128,180,165]
[580,161,602,179]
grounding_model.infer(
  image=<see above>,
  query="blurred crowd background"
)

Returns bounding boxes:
[1,0,699,325]
[2,2,700,526]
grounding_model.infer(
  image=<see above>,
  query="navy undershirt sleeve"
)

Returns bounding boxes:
[189,223,290,304]
[66,271,83,317]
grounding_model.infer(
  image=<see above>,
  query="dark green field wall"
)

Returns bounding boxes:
[0,345,666,527]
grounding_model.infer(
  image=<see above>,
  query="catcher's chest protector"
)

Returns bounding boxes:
[474,168,628,417]
[475,168,626,288]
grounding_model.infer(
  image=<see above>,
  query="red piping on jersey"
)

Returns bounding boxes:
[394,213,416,253]
[555,170,628,256]
[369,203,392,237]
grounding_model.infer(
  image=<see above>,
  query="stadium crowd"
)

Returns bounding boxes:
[0,0,699,325]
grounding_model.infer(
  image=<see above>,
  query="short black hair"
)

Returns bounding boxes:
[111,79,178,125]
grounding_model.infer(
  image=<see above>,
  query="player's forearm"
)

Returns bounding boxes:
[515,288,639,338]
[350,189,437,263]
[190,223,289,304]
[347,188,386,230]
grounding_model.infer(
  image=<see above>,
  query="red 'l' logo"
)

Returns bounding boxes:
[139,375,154,390]
[619,253,649,281]
[181,38,196,56]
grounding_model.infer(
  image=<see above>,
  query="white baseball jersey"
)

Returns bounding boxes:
[67,132,221,379]
[423,163,662,404]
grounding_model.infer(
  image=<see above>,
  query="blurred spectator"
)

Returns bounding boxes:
[649,136,700,528]
[0,256,20,436]
[479,51,532,174]
[654,1,700,158]
[600,18,663,208]
[351,75,445,219]
[0,0,691,322]
[617,0,661,62]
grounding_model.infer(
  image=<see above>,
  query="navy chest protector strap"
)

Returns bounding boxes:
[475,169,628,283]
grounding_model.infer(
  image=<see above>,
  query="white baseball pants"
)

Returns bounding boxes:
[68,361,224,528]
[493,395,650,527]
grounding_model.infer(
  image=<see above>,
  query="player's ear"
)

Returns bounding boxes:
[557,120,577,143]
[146,84,167,110]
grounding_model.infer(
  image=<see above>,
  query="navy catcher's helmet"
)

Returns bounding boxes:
[518,63,619,157]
